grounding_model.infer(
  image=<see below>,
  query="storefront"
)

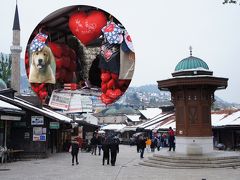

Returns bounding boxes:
[0,100,25,149]
[0,94,73,158]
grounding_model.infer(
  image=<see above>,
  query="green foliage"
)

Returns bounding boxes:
[0,53,12,87]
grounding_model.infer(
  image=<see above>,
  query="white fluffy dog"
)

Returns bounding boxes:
[29,46,56,84]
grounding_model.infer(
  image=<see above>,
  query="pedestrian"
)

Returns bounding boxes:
[136,136,140,153]
[70,137,79,166]
[156,136,161,151]
[168,127,175,151]
[109,137,119,166]
[102,137,110,165]
[150,138,155,152]
[90,133,98,155]
[145,137,151,152]
[138,135,146,158]
[161,133,166,147]
[97,134,103,156]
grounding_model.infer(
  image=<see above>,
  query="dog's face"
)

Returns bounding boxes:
[31,46,52,71]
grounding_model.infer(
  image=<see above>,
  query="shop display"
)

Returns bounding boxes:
[25,5,136,109]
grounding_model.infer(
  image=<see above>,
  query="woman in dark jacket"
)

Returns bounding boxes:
[138,136,146,159]
[71,139,79,166]
[102,138,110,165]
[109,137,119,166]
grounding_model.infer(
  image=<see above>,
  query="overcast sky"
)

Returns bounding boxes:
[1,0,240,103]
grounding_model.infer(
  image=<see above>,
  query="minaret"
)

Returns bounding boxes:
[10,1,22,95]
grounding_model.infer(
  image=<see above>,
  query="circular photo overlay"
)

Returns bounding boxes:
[25,5,135,112]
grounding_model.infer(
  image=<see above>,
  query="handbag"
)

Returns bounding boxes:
[68,145,72,153]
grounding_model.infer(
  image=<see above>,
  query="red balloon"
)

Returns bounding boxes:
[101,72,111,83]
[55,58,63,70]
[39,91,48,100]
[59,44,70,56]
[101,83,107,93]
[69,49,77,62]
[48,42,62,58]
[100,93,114,105]
[68,60,77,72]
[107,79,115,89]
[106,89,122,99]
[69,11,107,45]
[62,56,71,68]
[111,73,119,80]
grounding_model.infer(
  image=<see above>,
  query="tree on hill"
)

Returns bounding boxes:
[0,53,12,87]
[223,0,239,4]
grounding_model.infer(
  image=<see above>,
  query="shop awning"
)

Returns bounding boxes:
[0,95,73,123]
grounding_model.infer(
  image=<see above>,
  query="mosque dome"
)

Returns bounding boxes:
[0,79,7,90]
[172,47,213,77]
[174,56,209,72]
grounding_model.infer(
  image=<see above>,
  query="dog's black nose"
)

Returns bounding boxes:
[38,59,43,63]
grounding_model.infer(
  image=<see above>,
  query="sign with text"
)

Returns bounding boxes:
[31,116,44,125]
[67,95,93,113]
[33,134,46,141]
[49,91,71,110]
[49,122,60,129]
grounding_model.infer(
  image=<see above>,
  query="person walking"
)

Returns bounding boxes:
[109,137,119,166]
[102,137,110,165]
[97,134,103,156]
[70,138,79,166]
[168,127,175,151]
[90,134,98,155]
[138,135,146,159]
[145,137,151,152]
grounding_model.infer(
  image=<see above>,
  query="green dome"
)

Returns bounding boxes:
[0,78,7,90]
[175,56,209,71]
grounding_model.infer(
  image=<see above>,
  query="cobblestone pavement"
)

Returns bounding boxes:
[1,145,240,180]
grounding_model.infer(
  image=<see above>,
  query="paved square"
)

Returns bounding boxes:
[1,145,240,180]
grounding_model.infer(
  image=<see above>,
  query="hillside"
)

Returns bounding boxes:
[117,84,240,109]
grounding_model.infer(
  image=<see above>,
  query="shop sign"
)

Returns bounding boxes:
[33,127,43,135]
[67,94,83,112]
[0,115,21,121]
[50,122,60,129]
[13,122,27,127]
[49,91,71,110]
[33,134,46,141]
[80,96,93,112]
[24,132,30,139]
[67,95,93,113]
[31,116,44,125]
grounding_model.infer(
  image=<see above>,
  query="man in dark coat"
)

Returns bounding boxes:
[102,138,110,165]
[168,127,175,151]
[97,135,103,156]
[109,137,119,166]
[90,134,98,155]
[71,138,79,166]
[138,135,146,159]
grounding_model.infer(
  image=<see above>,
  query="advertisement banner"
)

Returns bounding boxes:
[31,116,44,125]
[49,91,71,110]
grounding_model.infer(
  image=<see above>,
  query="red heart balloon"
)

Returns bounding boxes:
[107,79,115,89]
[101,72,111,83]
[39,91,48,100]
[111,73,119,80]
[69,11,107,45]
[100,93,114,105]
[106,89,122,99]
[62,56,71,68]
[48,42,62,58]
[101,83,107,93]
